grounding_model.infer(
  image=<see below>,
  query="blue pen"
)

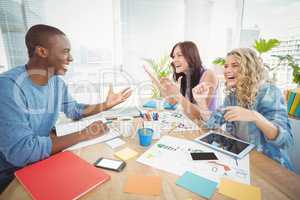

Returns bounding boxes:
[139,110,144,119]
[152,112,156,121]
[154,112,159,121]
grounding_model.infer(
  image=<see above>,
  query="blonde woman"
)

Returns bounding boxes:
[193,48,294,170]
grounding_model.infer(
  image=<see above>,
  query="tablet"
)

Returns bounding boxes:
[194,131,255,159]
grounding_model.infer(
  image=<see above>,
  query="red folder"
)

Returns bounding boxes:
[15,151,110,200]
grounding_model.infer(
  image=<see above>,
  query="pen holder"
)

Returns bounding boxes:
[138,128,153,147]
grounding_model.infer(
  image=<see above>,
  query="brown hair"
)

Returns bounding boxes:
[170,41,205,102]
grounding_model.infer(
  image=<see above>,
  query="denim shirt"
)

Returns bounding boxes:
[206,83,295,171]
[0,65,87,191]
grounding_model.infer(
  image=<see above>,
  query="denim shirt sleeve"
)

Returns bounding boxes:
[0,78,52,167]
[205,96,229,129]
[60,79,87,120]
[256,85,294,149]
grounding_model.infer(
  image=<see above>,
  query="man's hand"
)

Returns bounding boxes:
[82,120,109,141]
[105,84,132,109]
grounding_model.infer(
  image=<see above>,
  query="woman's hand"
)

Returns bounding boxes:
[192,82,211,105]
[160,77,182,98]
[224,106,256,122]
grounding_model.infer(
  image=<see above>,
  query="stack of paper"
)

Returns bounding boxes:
[55,117,121,151]
[67,129,120,151]
[55,117,106,137]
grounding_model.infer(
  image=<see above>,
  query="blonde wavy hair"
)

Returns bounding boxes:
[225,48,266,109]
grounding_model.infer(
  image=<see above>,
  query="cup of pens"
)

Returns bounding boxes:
[138,128,154,147]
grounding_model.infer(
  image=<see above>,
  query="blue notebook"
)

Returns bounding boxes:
[295,105,300,117]
[163,101,177,110]
[143,100,157,108]
[176,171,217,199]
[287,92,296,113]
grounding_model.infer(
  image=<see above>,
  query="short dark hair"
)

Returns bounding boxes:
[25,24,65,57]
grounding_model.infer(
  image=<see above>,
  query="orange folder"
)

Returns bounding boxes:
[15,151,110,200]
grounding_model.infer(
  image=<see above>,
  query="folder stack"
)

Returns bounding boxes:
[287,88,300,117]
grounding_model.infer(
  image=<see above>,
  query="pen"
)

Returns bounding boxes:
[234,158,238,167]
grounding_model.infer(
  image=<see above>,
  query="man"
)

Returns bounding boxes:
[0,24,131,192]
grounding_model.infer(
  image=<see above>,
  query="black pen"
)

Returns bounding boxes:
[235,158,238,166]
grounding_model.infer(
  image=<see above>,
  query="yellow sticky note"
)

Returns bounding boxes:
[219,178,261,200]
[115,147,138,161]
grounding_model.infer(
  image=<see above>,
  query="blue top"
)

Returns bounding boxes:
[0,65,86,191]
[205,83,294,171]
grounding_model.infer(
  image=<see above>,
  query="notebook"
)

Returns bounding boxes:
[15,151,110,200]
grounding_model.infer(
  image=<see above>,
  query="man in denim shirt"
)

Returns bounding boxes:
[193,48,294,171]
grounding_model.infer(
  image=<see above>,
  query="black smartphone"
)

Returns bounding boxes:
[94,157,126,172]
[190,152,218,160]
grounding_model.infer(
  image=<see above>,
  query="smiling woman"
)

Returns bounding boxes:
[144,41,219,121]
[196,48,295,171]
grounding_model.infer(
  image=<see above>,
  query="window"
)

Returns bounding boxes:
[1,0,244,103]
[241,0,300,87]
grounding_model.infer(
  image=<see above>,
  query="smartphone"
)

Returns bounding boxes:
[190,152,218,160]
[94,157,126,172]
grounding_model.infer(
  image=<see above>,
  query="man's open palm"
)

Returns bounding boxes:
[105,84,132,109]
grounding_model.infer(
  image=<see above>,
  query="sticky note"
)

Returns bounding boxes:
[218,178,261,200]
[176,171,217,199]
[123,175,162,196]
[114,147,138,161]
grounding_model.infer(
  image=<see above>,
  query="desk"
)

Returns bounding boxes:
[1,120,300,200]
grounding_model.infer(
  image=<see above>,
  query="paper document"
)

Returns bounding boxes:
[56,117,106,137]
[137,136,250,184]
[66,129,120,151]
[98,106,140,119]
[56,116,121,150]
[158,111,199,132]
[106,138,125,149]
